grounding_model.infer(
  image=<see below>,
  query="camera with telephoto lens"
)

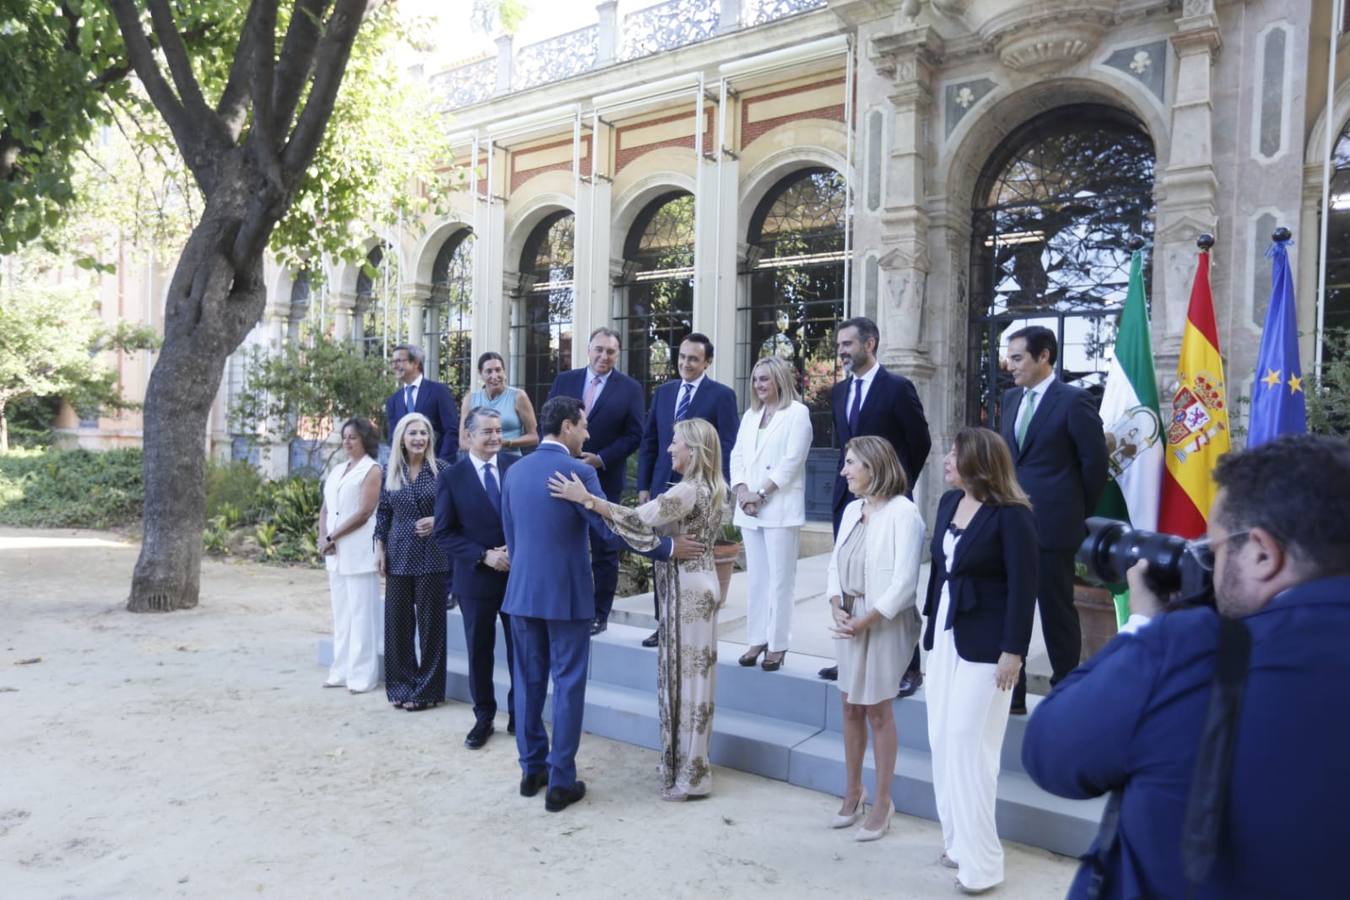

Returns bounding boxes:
[1077,517,1214,605]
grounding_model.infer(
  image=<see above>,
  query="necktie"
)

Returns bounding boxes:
[583,375,601,414]
[483,462,501,513]
[1016,389,1038,450]
[404,384,414,413]
[847,376,863,436]
[675,382,694,421]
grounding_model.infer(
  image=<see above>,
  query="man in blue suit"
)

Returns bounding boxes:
[819,317,932,690]
[386,343,459,461]
[502,396,699,812]
[1024,434,1350,899]
[634,332,739,647]
[545,326,645,635]
[433,405,516,750]
[998,325,1107,713]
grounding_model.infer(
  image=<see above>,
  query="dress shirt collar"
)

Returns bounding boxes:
[1023,371,1055,400]
[851,363,879,389]
[540,438,571,454]
[586,367,612,386]
[470,451,500,474]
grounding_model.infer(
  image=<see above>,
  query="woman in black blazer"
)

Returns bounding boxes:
[922,427,1037,895]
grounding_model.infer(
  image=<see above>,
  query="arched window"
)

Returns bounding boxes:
[1324,119,1350,351]
[513,211,575,409]
[354,242,399,358]
[426,230,474,396]
[969,105,1156,426]
[742,167,848,448]
[615,192,695,402]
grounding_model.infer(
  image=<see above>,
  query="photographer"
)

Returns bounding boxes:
[1022,434,1350,899]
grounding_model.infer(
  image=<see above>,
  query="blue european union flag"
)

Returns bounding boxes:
[1248,237,1307,447]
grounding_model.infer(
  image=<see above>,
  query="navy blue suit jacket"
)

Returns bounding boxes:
[922,489,1038,663]
[546,368,644,501]
[386,378,459,461]
[998,379,1107,552]
[500,443,672,621]
[636,377,739,497]
[433,454,516,600]
[1023,576,1350,899]
[831,366,931,526]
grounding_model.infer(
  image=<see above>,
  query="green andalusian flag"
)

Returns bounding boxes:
[1095,250,1163,625]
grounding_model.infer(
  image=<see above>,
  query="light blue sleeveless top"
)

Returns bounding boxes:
[470,386,524,441]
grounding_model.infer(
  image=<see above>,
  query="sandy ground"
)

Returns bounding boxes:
[0,527,1076,899]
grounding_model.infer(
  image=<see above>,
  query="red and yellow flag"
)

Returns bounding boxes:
[1159,248,1231,538]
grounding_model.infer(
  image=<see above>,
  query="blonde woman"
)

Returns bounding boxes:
[550,418,725,800]
[374,413,451,711]
[319,418,383,693]
[826,436,926,842]
[728,356,814,671]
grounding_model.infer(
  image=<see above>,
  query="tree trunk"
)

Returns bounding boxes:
[0,401,8,454]
[127,176,267,613]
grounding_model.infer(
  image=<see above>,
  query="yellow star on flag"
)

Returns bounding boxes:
[1287,373,1303,394]
[1262,368,1282,388]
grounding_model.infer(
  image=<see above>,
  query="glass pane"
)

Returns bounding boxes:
[513,212,576,411]
[617,193,696,402]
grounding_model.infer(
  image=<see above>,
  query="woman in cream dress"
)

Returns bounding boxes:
[826,435,926,841]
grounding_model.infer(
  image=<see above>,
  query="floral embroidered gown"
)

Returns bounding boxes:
[604,480,722,799]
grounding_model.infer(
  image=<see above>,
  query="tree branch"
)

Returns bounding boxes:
[216,0,273,138]
[271,0,332,136]
[143,0,217,130]
[106,0,212,192]
[280,0,377,181]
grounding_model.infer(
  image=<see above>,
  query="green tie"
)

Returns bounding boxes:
[1016,389,1038,449]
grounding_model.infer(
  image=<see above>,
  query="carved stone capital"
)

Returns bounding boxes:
[870,25,945,85]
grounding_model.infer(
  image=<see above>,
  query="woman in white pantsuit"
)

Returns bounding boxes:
[318,418,384,694]
[728,356,814,672]
[922,427,1038,894]
[825,436,925,842]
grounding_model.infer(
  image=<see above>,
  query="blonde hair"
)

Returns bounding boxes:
[673,418,727,512]
[386,413,440,491]
[844,435,908,500]
[749,356,801,412]
[954,426,1031,507]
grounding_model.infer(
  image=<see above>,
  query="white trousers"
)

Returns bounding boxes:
[327,570,382,693]
[742,525,800,652]
[926,586,1013,892]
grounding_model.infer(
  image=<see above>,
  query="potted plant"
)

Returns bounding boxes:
[1073,561,1118,662]
[713,523,743,607]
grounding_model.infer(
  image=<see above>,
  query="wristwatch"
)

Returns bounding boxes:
[584,499,596,510]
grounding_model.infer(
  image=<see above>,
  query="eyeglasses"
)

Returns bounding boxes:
[1186,531,1251,572]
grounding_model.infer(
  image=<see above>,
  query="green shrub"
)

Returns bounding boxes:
[264,476,323,540]
[205,459,267,522]
[0,447,144,528]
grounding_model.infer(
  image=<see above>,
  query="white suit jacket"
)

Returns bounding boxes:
[826,496,926,620]
[728,399,814,529]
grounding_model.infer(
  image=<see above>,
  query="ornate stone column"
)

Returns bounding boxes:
[1153,0,1222,366]
[331,291,356,342]
[401,282,432,352]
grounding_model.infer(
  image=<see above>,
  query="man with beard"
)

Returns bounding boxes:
[818,317,931,694]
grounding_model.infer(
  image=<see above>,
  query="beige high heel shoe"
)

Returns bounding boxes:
[830,790,867,829]
[854,797,893,842]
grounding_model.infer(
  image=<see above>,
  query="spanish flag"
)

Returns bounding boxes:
[1158,246,1231,538]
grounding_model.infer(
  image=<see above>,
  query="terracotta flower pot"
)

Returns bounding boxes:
[1073,581,1118,662]
[712,539,741,607]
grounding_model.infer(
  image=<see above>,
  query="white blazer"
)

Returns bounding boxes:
[826,496,926,620]
[322,454,380,575]
[729,399,814,529]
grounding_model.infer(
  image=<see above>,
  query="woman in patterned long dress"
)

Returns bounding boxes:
[549,418,725,800]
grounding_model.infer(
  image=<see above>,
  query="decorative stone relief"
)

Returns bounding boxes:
[430,58,495,110]
[1104,40,1168,102]
[944,77,996,138]
[747,0,826,27]
[515,26,600,89]
[620,0,719,61]
[980,6,1111,74]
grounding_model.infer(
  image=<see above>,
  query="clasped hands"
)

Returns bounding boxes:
[735,484,769,518]
[829,597,878,639]
[483,546,510,572]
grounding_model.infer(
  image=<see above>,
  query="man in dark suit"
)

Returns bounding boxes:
[386,343,459,461]
[545,326,645,635]
[634,332,739,647]
[502,396,697,813]
[819,317,932,692]
[998,325,1107,714]
[1024,435,1350,898]
[433,405,516,750]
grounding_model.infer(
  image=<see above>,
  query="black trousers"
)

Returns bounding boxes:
[1013,547,1080,707]
[460,591,515,723]
[384,571,448,704]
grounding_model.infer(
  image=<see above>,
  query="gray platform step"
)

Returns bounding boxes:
[318,611,1103,857]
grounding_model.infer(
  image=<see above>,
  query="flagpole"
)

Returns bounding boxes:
[1315,0,1344,382]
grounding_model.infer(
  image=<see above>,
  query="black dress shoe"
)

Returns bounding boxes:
[590,618,608,635]
[1009,702,1028,716]
[519,771,548,797]
[818,665,838,681]
[896,669,923,699]
[465,719,494,750]
[545,780,587,812]
[507,716,516,735]
[641,629,660,648]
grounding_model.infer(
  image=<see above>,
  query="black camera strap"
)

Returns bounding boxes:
[1083,616,1252,900]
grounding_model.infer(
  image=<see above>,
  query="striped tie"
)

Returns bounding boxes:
[675,383,694,421]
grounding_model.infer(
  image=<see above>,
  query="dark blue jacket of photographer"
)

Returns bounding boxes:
[1022,575,1350,899]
